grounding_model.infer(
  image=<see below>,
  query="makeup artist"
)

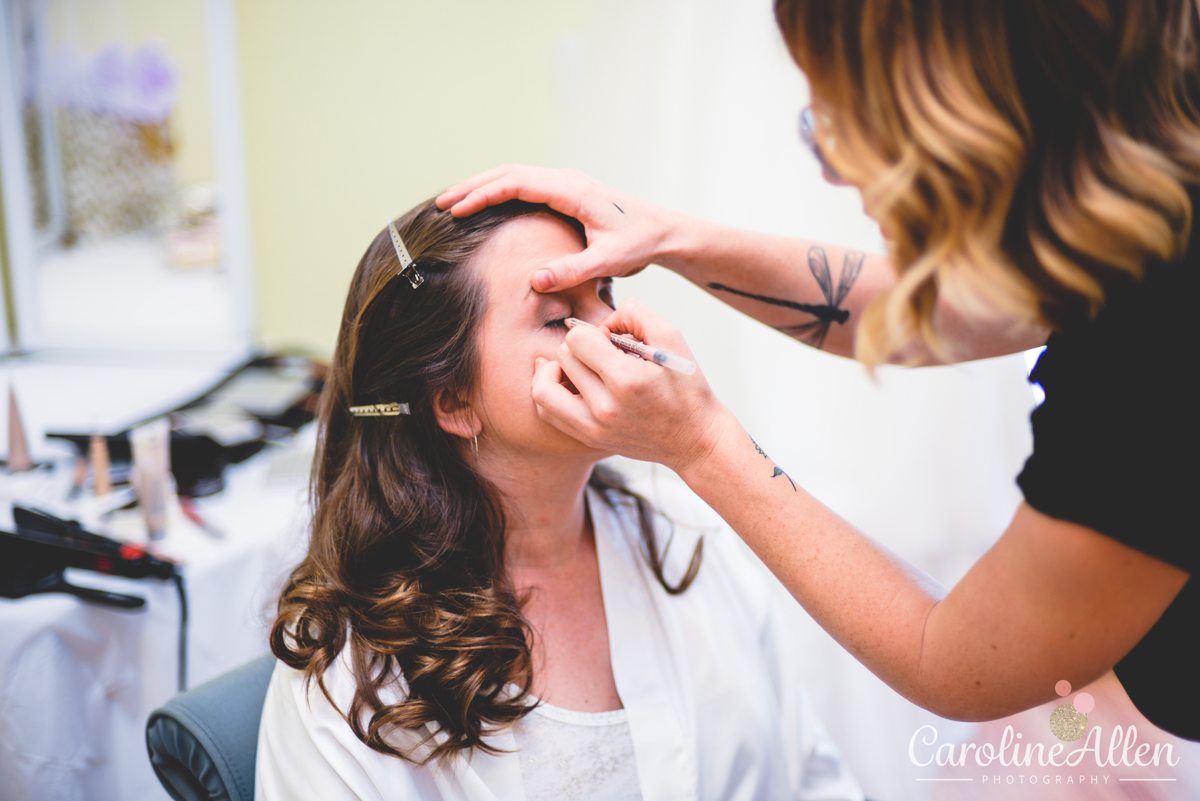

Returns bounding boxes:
[437,0,1198,741]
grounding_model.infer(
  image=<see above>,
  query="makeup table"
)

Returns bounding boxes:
[0,351,314,801]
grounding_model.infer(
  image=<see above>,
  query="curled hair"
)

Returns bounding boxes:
[776,0,1200,363]
[270,199,701,764]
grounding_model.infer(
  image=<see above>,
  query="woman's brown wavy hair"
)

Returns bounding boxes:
[270,199,702,765]
[776,0,1200,363]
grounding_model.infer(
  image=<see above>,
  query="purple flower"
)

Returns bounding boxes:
[92,45,127,105]
[126,44,177,123]
[47,41,178,123]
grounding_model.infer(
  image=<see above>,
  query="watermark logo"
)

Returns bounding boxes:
[1049,679,1094,742]
[908,680,1183,786]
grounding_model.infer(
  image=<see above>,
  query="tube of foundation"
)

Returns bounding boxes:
[131,418,172,540]
[90,433,112,496]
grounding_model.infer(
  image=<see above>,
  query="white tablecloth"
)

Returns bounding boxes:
[0,353,313,801]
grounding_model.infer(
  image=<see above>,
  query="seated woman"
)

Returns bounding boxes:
[255,198,863,801]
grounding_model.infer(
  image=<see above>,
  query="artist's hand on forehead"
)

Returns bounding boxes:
[436,165,674,293]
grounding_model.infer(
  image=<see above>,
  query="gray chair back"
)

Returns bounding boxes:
[146,654,276,801]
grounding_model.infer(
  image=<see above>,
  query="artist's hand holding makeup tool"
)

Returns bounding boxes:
[563,317,696,374]
[533,297,733,471]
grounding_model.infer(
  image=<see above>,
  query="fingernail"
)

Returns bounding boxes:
[534,270,555,292]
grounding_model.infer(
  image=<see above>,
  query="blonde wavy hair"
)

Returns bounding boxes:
[776,0,1200,364]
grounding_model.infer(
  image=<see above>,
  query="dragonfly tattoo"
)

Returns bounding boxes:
[708,246,866,350]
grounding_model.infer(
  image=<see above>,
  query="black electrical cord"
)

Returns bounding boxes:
[172,571,188,693]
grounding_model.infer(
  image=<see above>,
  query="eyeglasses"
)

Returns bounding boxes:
[799,106,844,184]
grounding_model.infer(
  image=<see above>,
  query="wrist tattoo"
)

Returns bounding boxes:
[708,246,865,350]
[750,436,797,491]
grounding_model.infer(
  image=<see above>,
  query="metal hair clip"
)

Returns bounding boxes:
[387,219,424,289]
[349,402,411,417]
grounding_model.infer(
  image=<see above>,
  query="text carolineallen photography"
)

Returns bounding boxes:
[908,681,1182,787]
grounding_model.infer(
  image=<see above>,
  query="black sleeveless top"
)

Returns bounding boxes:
[1016,239,1198,741]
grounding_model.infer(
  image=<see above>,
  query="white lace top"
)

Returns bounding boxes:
[513,701,642,801]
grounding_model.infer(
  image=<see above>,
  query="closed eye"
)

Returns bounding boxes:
[544,317,569,330]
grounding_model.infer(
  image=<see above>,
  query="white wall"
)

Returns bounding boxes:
[236,0,587,354]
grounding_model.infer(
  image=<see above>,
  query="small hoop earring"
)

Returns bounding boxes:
[471,433,479,459]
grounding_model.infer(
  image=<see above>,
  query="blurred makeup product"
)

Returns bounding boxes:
[68,457,87,500]
[179,497,223,540]
[90,432,112,496]
[7,386,33,472]
[131,418,172,540]
[564,318,697,375]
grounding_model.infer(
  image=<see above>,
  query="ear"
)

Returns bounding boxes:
[432,389,482,440]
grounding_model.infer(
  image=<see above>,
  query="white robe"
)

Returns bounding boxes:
[256,483,864,801]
